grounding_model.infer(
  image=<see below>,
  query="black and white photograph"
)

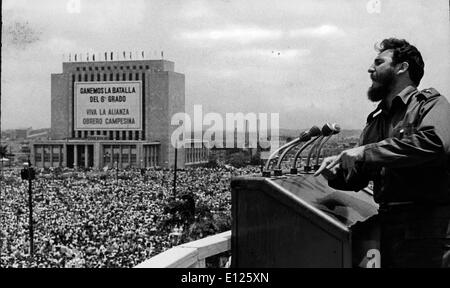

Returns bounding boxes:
[1,0,449,274]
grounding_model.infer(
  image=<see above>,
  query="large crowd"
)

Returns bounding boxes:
[0,165,260,268]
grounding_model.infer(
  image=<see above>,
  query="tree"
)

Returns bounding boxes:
[0,145,8,158]
[226,151,248,168]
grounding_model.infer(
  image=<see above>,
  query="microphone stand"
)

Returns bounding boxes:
[290,136,321,174]
[276,138,308,170]
[263,137,302,177]
[314,135,333,170]
[304,136,325,172]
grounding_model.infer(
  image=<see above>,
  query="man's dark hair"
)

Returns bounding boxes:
[376,38,425,86]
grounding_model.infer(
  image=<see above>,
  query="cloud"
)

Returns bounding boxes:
[223,48,311,60]
[179,26,283,44]
[179,0,216,19]
[289,24,346,38]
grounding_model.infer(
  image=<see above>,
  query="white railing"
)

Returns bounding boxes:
[134,230,231,268]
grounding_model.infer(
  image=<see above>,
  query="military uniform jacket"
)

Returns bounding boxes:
[329,86,450,205]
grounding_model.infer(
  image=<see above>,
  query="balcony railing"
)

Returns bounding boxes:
[135,230,231,268]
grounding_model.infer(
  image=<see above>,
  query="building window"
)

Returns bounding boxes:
[139,66,143,70]
[135,73,140,80]
[113,145,120,164]
[116,73,119,81]
[101,67,105,71]
[35,152,42,162]
[84,74,88,81]
[95,67,98,71]
[126,66,130,69]
[110,74,113,81]
[43,147,50,162]
[91,74,95,81]
[107,66,111,70]
[76,67,80,71]
[122,151,129,163]
[82,67,86,71]
[103,74,107,81]
[103,145,111,163]
[97,74,100,81]
[78,74,82,82]
[52,153,59,163]
[132,66,136,69]
[145,65,149,70]
[123,73,126,80]
[120,66,123,70]
[129,73,133,80]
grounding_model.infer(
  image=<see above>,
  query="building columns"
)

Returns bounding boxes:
[128,145,132,168]
[50,146,54,167]
[63,144,67,167]
[85,144,89,168]
[74,145,78,168]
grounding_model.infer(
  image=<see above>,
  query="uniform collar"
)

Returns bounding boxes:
[368,85,418,122]
[379,85,418,112]
[396,85,418,106]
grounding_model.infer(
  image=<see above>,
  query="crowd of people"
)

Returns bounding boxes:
[0,165,260,268]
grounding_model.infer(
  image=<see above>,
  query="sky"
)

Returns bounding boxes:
[1,0,449,131]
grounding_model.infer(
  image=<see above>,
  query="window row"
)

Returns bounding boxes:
[76,65,150,72]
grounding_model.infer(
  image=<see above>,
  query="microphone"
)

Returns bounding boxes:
[289,126,322,174]
[263,126,321,177]
[304,123,335,172]
[314,123,341,170]
[298,126,321,142]
[275,126,321,172]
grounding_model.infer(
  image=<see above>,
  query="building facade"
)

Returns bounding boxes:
[32,58,208,169]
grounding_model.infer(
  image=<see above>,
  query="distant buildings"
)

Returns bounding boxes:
[29,57,208,169]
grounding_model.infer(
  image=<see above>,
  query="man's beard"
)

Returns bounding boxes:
[367,70,395,102]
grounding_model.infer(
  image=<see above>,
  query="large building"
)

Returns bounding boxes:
[31,58,208,169]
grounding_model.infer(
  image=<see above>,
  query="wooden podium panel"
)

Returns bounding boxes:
[231,174,378,268]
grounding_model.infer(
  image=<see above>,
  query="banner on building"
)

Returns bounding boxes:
[74,81,142,130]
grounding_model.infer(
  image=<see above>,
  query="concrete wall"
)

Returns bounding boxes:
[168,72,186,169]
[145,71,185,168]
[51,73,71,139]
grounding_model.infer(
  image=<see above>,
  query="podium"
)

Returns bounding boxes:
[231,174,379,268]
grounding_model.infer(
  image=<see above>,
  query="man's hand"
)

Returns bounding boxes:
[313,155,340,180]
[314,146,365,180]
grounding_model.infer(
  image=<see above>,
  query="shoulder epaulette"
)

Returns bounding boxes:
[366,107,382,123]
[418,88,440,100]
